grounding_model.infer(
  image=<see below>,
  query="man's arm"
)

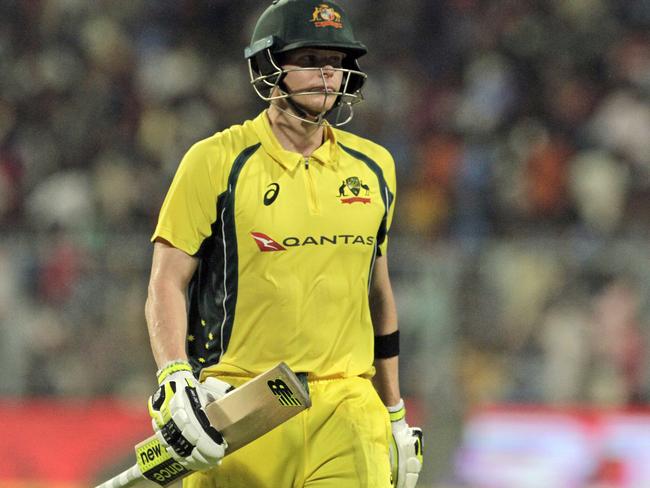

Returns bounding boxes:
[371,254,424,488]
[145,238,198,368]
[144,238,230,471]
[369,254,401,406]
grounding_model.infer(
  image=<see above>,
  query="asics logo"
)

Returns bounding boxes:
[263,183,280,206]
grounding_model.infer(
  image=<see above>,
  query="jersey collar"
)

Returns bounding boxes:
[252,110,340,170]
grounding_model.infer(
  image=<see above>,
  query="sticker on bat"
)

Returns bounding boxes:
[267,378,302,406]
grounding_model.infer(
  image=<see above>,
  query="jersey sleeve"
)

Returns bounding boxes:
[152,141,222,255]
[377,150,397,257]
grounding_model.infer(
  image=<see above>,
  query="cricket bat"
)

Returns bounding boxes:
[96,362,310,488]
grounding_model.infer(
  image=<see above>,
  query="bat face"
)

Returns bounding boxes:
[121,363,310,488]
[205,363,310,455]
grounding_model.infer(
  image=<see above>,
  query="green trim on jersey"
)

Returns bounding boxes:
[337,142,395,294]
[338,142,394,257]
[187,144,261,374]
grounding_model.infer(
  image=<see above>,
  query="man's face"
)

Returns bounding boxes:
[278,48,346,115]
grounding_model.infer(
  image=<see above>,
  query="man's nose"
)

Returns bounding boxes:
[321,65,335,77]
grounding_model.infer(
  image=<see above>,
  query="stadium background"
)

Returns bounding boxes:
[1,0,650,486]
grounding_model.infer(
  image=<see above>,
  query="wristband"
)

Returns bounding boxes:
[156,359,193,384]
[374,330,399,359]
[387,398,406,422]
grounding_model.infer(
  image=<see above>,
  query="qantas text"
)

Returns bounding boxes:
[282,234,375,247]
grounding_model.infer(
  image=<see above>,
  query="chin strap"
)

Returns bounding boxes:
[274,75,332,126]
[287,97,326,124]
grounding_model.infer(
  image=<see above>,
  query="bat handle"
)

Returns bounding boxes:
[96,463,143,488]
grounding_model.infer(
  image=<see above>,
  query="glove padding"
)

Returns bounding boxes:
[148,360,232,471]
[388,399,423,488]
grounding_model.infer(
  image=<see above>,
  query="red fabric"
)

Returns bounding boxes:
[0,396,424,482]
[0,398,150,482]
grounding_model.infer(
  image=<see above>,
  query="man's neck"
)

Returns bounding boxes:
[267,105,326,157]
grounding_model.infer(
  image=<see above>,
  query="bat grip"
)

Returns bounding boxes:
[96,463,143,488]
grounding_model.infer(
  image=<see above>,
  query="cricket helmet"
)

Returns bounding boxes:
[245,0,368,126]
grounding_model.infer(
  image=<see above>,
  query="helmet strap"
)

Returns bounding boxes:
[276,78,328,125]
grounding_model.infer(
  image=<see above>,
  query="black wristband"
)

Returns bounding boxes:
[374,330,399,359]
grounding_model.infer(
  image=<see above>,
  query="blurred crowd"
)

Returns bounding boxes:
[1,0,650,480]
[3,0,648,237]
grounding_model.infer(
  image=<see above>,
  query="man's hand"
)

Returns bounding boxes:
[148,360,232,471]
[388,399,423,488]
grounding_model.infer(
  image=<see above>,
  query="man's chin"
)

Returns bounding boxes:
[293,98,337,117]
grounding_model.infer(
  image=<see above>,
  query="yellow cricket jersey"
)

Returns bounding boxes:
[152,110,396,380]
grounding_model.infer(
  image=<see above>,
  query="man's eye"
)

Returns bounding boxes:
[294,55,343,68]
[298,55,317,67]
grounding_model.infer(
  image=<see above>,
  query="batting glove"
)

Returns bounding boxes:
[388,399,423,488]
[148,360,232,471]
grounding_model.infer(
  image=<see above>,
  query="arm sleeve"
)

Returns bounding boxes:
[152,142,222,256]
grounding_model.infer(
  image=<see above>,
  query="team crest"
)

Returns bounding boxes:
[310,4,343,29]
[338,176,371,204]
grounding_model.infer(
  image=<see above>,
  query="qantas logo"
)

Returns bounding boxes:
[251,231,375,251]
[250,232,286,252]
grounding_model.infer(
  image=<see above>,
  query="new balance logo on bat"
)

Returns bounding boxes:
[149,461,187,484]
[267,379,302,406]
[135,439,189,484]
[139,442,164,464]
